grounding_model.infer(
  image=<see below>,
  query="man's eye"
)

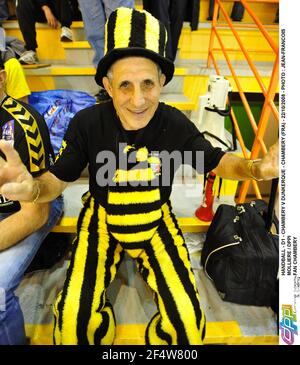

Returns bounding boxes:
[120,81,130,88]
[144,80,154,87]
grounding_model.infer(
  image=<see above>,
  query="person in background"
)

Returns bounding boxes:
[0,56,63,345]
[0,0,9,22]
[207,0,245,21]
[76,0,134,102]
[3,56,31,102]
[0,7,278,345]
[16,0,74,65]
[143,0,200,62]
[0,24,30,102]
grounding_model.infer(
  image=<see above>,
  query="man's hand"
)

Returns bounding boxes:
[42,5,58,29]
[0,140,36,202]
[253,140,279,180]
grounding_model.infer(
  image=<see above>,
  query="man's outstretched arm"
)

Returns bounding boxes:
[0,140,68,203]
[213,141,279,181]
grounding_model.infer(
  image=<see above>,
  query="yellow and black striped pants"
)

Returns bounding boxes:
[53,194,206,345]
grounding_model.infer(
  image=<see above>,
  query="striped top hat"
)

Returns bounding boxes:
[95,7,174,87]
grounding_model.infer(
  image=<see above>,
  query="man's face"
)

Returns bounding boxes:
[103,57,166,130]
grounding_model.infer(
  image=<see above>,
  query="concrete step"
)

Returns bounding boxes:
[23,61,278,100]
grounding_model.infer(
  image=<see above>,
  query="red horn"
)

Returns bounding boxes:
[195,172,216,222]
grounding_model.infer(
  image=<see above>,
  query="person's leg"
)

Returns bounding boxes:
[0,197,63,345]
[230,2,245,21]
[52,0,73,41]
[77,0,105,68]
[137,201,206,345]
[53,195,123,345]
[103,0,134,19]
[141,0,172,60]
[16,0,45,52]
[0,0,9,21]
[169,0,188,61]
[54,0,72,28]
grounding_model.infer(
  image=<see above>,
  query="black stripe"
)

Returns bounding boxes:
[160,202,204,332]
[145,244,189,344]
[109,185,159,193]
[145,312,172,345]
[108,219,160,234]
[19,115,35,127]
[136,256,149,282]
[31,155,44,167]
[107,200,161,215]
[158,21,166,56]
[3,99,17,108]
[107,10,117,52]
[76,199,100,344]
[53,312,57,344]
[129,10,145,48]
[93,302,116,345]
[57,195,92,334]
[120,242,147,249]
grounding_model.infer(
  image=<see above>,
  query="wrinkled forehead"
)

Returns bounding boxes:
[109,56,160,76]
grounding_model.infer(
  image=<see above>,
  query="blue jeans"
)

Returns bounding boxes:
[0,197,63,345]
[77,0,134,67]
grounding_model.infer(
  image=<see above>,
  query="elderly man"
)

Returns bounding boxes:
[0,56,63,345]
[0,7,278,345]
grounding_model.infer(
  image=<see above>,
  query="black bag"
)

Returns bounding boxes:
[201,179,279,308]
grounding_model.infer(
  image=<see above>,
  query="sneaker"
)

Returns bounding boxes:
[19,50,38,65]
[95,88,111,103]
[60,26,73,42]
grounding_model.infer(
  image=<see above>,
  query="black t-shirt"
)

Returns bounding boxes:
[0,95,55,213]
[50,101,225,207]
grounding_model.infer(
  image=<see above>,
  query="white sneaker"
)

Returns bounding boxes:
[60,26,73,42]
[19,50,38,65]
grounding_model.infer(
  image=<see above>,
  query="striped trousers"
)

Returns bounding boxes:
[53,194,206,345]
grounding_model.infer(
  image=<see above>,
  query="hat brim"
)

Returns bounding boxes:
[95,48,174,87]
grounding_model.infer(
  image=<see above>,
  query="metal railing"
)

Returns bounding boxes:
[207,0,279,202]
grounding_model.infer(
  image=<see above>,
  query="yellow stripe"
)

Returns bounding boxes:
[87,205,122,344]
[112,228,157,243]
[149,210,204,344]
[114,7,132,49]
[144,9,160,54]
[104,21,108,54]
[161,203,206,339]
[108,189,160,205]
[61,198,94,344]
[53,291,62,344]
[25,322,279,345]
[107,209,162,226]
[114,168,156,183]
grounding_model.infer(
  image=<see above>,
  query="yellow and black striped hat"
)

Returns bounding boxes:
[95,7,174,87]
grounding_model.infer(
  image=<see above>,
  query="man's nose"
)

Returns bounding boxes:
[131,87,145,107]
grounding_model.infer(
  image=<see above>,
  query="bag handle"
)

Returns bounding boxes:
[265,178,279,231]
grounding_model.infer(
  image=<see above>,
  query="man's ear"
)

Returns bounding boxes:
[102,76,113,97]
[0,69,6,88]
[159,73,166,87]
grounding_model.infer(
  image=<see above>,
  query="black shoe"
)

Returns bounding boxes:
[95,88,111,103]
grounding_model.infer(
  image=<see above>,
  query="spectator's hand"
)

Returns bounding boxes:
[0,140,35,202]
[42,5,58,29]
[255,140,279,180]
